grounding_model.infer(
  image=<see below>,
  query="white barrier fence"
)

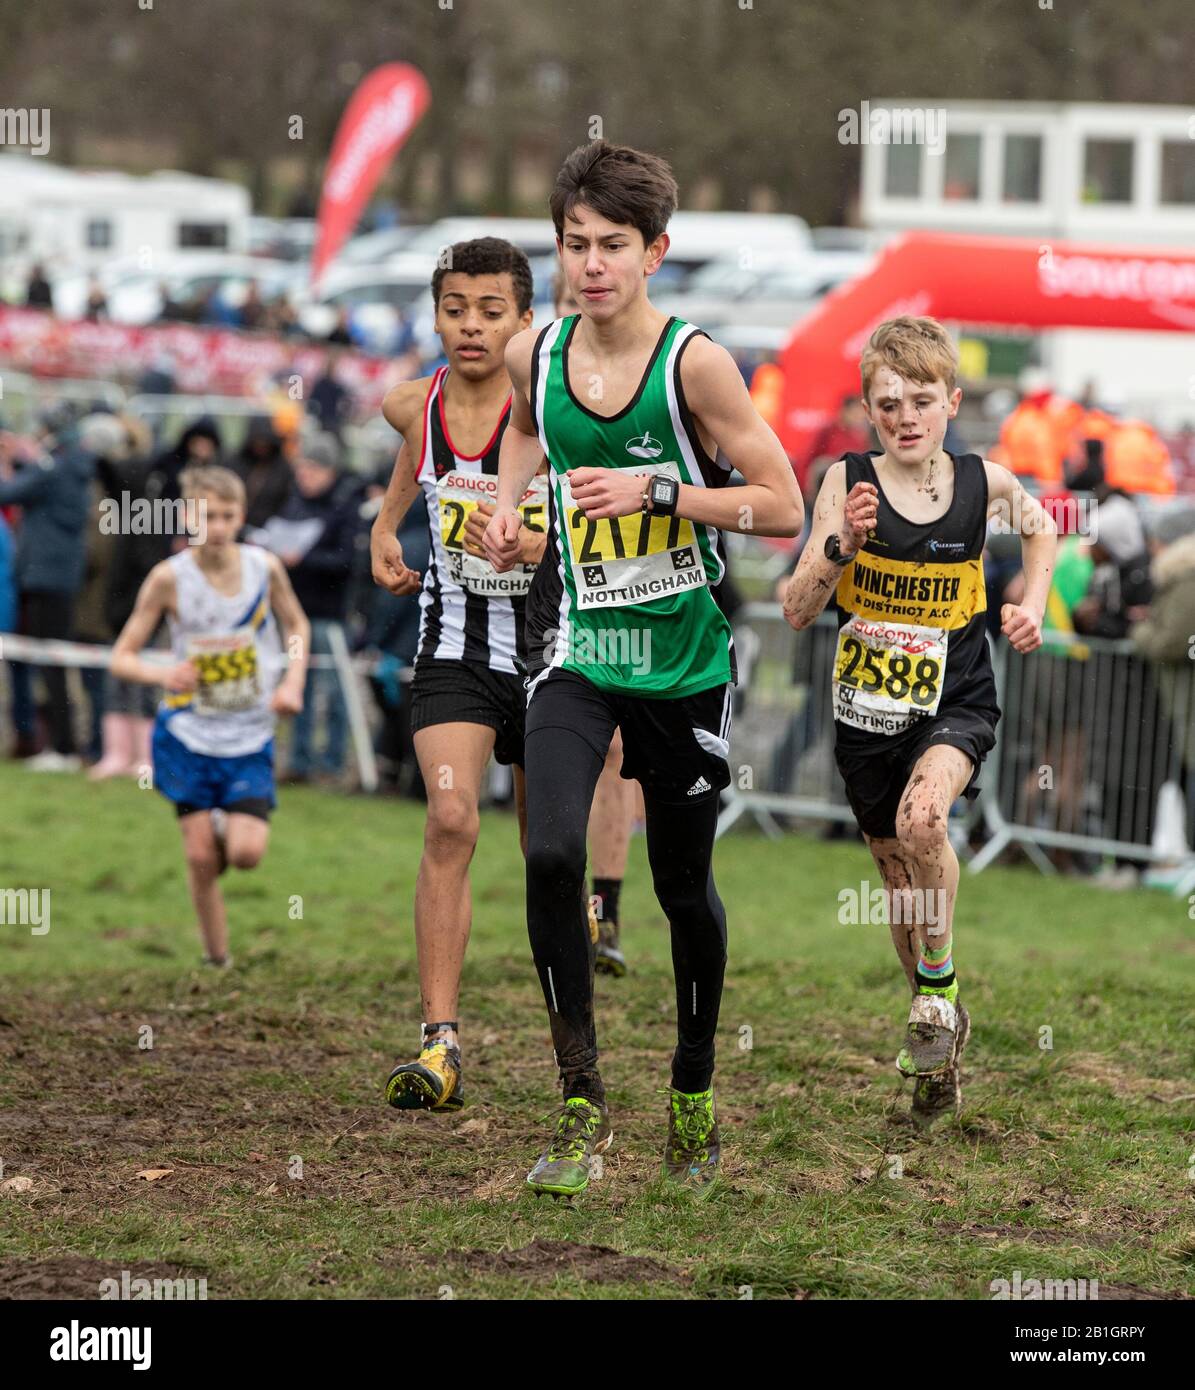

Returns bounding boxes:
[7,611,1195,892]
[0,630,381,793]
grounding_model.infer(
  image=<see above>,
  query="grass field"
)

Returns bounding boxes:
[1,761,1192,1301]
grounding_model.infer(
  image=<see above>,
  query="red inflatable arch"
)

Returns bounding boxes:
[777,232,1195,464]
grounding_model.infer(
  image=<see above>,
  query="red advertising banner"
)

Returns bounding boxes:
[311,63,431,286]
[0,308,402,409]
[778,233,1195,467]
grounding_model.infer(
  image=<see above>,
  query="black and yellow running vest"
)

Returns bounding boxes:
[832,451,997,741]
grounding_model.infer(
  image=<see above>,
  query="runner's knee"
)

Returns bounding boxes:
[227,842,264,871]
[526,828,587,894]
[423,796,480,856]
[895,796,949,861]
[185,844,220,878]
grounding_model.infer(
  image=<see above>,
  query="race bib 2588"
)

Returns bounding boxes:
[832,615,947,735]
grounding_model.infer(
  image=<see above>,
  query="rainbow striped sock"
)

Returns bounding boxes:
[916,934,954,991]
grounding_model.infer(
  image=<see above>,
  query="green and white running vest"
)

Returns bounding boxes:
[528,315,734,699]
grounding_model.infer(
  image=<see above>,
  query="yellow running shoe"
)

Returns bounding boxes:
[386,1031,464,1112]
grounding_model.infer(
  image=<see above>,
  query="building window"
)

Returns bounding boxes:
[1002,134,1042,202]
[178,222,229,249]
[86,218,113,249]
[1160,141,1195,205]
[943,133,981,201]
[1081,139,1134,203]
[884,143,921,197]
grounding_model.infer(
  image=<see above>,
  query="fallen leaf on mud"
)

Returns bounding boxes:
[481,1031,500,1046]
[458,1117,489,1136]
[135,1169,173,1182]
[260,1182,278,1195]
[1,1175,34,1193]
[247,1152,269,1162]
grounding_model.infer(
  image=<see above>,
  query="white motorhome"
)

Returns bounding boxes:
[0,155,250,297]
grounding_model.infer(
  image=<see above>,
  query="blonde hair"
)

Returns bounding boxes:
[178,464,246,507]
[860,316,958,400]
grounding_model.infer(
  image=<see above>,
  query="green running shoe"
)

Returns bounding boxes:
[912,1002,970,1128]
[663,1086,721,1184]
[896,978,961,1077]
[386,1040,464,1112]
[526,1097,613,1198]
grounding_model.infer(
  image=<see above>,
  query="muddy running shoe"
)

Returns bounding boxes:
[526,1097,612,1198]
[896,979,961,1078]
[663,1086,721,1185]
[594,919,627,978]
[912,1002,970,1127]
[386,1039,464,1112]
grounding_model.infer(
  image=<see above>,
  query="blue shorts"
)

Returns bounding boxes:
[152,718,276,818]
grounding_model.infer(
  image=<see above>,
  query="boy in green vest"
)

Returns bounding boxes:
[485,140,803,1196]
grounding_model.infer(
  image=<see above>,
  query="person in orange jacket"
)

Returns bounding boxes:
[994,368,1081,487]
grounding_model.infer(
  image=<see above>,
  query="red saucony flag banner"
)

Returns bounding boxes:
[311,63,431,286]
[778,233,1195,465]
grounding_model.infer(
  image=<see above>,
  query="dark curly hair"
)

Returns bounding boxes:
[431,237,534,315]
[549,140,678,249]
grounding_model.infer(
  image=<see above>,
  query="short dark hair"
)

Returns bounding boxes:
[431,237,533,314]
[550,140,678,249]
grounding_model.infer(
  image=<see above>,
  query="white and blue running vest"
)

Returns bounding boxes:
[159,544,282,758]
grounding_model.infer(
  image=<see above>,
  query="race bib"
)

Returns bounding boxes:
[437,470,547,597]
[559,463,707,610]
[832,615,947,735]
[188,630,261,716]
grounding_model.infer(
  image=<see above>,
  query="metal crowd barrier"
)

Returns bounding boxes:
[718,604,860,839]
[718,603,1195,888]
[0,371,127,428]
[972,630,1195,884]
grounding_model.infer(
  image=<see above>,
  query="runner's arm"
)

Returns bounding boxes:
[986,461,1056,653]
[781,461,878,630]
[266,551,311,713]
[486,329,543,570]
[372,381,428,595]
[566,336,802,537]
[110,563,194,689]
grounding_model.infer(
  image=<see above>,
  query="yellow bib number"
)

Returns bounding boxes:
[565,508,695,565]
[832,617,947,734]
[834,636,941,707]
[439,496,546,552]
[188,632,261,715]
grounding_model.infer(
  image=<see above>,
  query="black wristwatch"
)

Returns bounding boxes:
[643,474,680,516]
[824,532,856,566]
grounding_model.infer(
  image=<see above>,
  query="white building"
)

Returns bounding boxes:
[857,101,1195,421]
